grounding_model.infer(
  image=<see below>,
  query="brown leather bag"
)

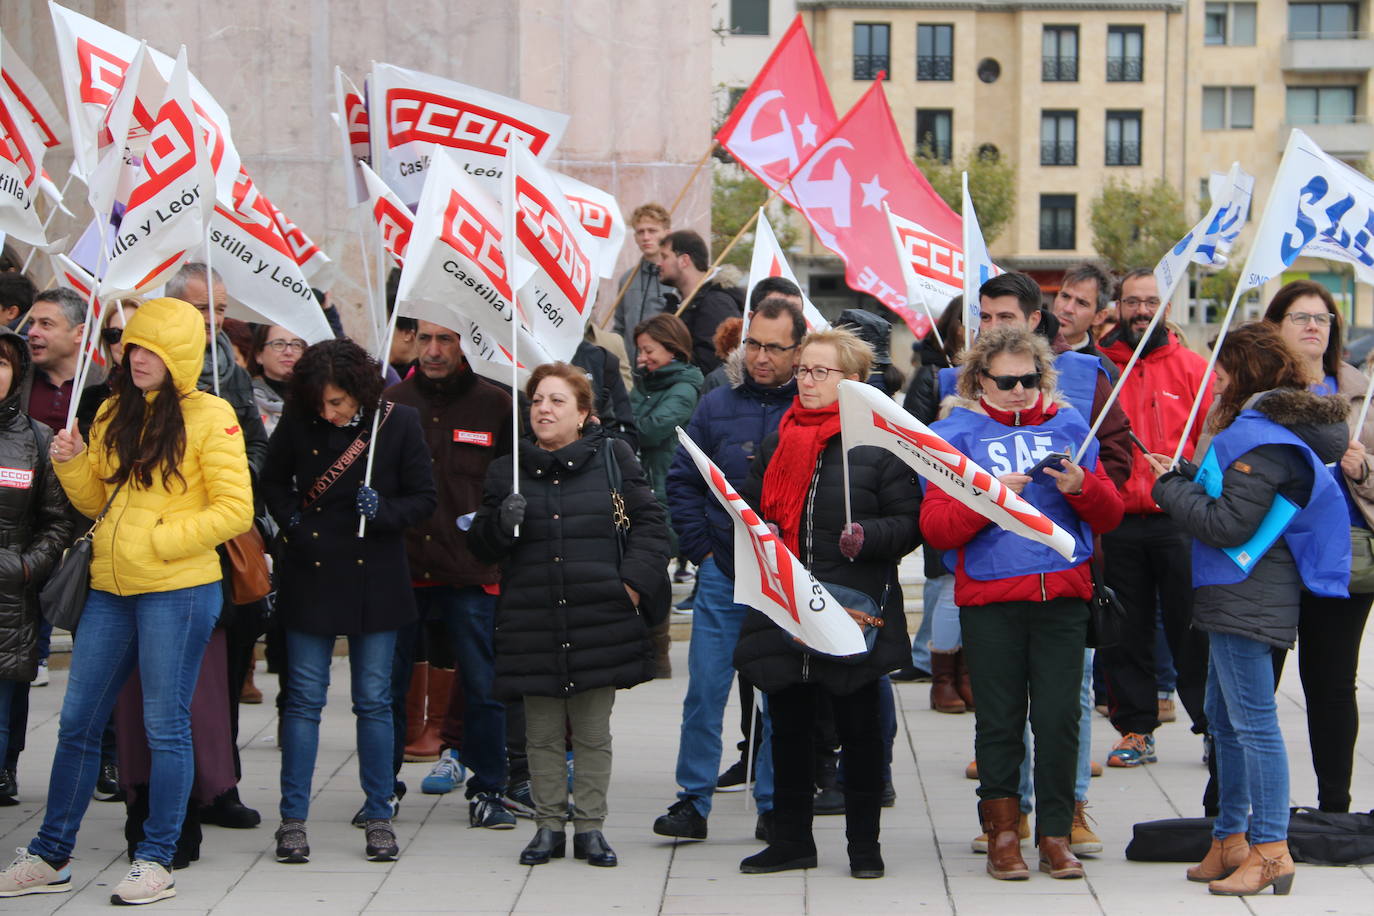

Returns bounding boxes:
[224,525,272,605]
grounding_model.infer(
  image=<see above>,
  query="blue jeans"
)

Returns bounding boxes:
[29,584,220,867]
[927,575,961,652]
[415,586,506,794]
[675,556,773,815]
[1014,650,1094,811]
[1206,631,1289,843]
[280,629,397,821]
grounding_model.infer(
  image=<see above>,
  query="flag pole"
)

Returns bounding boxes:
[206,225,220,397]
[64,218,110,430]
[674,195,776,318]
[1071,303,1169,465]
[666,140,717,219]
[510,312,521,538]
[357,305,400,538]
[961,172,974,354]
[1171,281,1246,465]
[355,209,381,352]
[594,260,642,330]
[19,174,75,275]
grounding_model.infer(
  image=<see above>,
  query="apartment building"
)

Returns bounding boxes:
[715,0,1374,323]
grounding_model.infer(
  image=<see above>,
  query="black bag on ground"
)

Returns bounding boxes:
[1125,810,1374,866]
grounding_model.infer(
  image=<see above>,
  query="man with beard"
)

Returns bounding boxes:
[383,321,516,829]
[657,231,743,374]
[1096,268,1213,771]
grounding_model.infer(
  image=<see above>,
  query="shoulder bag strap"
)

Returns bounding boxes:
[300,401,393,511]
[603,439,629,563]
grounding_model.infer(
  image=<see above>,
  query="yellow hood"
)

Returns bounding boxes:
[120,297,206,396]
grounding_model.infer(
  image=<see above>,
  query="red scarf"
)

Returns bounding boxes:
[761,398,843,554]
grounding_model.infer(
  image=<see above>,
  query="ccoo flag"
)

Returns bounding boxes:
[675,427,869,657]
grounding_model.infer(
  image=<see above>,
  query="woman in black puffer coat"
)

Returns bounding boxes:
[0,328,73,766]
[471,362,669,870]
[734,328,921,880]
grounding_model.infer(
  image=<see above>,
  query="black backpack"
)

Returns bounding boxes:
[1125,809,1374,866]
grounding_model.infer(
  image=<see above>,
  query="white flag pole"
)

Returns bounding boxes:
[1071,302,1170,466]
[961,172,973,354]
[64,217,111,431]
[510,312,520,538]
[1354,363,1374,436]
[841,429,853,528]
[19,174,75,275]
[357,305,401,538]
[354,209,381,352]
[205,227,220,397]
[1170,281,1246,465]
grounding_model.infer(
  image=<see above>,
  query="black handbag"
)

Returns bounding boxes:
[1086,545,1125,649]
[39,481,123,631]
[604,440,671,627]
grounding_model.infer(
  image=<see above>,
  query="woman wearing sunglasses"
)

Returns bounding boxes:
[734,327,921,879]
[920,328,1122,883]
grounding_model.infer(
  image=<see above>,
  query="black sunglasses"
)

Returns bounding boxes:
[982,369,1041,391]
[101,327,123,345]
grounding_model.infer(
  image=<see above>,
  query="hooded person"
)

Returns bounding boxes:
[0,297,253,904]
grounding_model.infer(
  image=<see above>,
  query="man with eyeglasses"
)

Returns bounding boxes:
[653,295,805,843]
[1096,267,1214,773]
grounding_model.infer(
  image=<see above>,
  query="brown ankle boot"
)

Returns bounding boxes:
[978,798,1029,880]
[929,651,966,713]
[1187,833,1248,882]
[954,648,975,711]
[1208,840,1295,896]
[1037,835,1085,879]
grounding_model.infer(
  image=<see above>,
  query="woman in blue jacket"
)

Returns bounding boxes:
[1152,323,1350,897]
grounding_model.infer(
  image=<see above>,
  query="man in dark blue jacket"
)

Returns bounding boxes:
[652,296,804,841]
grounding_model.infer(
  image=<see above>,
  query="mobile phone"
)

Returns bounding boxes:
[1027,452,1071,480]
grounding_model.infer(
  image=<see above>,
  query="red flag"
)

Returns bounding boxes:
[789,79,959,326]
[715,15,837,196]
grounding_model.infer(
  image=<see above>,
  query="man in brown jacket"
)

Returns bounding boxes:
[384,320,517,830]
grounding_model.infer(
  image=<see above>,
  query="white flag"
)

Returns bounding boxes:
[49,2,240,203]
[333,67,370,209]
[99,48,214,297]
[370,62,568,207]
[359,161,413,265]
[1154,163,1251,306]
[505,140,600,363]
[1241,128,1374,291]
[885,205,962,326]
[0,61,48,246]
[397,146,552,371]
[960,173,998,348]
[0,31,69,152]
[837,380,1078,561]
[203,168,332,344]
[675,427,869,657]
[746,208,827,331]
[1194,166,1254,269]
[268,203,329,282]
[552,171,626,280]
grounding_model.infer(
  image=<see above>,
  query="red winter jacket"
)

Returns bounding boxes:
[1099,331,1214,515]
[920,397,1124,608]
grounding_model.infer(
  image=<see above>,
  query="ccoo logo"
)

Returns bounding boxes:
[125,99,197,211]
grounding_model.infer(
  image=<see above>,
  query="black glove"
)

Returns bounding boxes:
[499,493,527,536]
[356,485,380,520]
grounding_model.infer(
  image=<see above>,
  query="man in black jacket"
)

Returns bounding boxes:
[384,320,517,830]
[657,231,742,374]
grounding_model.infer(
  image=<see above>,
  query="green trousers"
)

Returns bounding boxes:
[960,597,1087,836]
[524,687,615,832]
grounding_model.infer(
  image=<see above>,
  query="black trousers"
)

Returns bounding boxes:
[1100,514,1209,736]
[768,680,882,849]
[1271,589,1373,813]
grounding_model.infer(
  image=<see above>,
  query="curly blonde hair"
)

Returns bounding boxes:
[955,327,1059,401]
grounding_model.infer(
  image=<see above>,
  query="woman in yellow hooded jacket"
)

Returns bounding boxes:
[0,298,252,906]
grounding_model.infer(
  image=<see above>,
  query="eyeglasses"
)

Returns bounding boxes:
[982,369,1042,391]
[794,365,844,382]
[743,338,799,356]
[1121,297,1162,309]
[263,339,308,353]
[100,327,123,345]
[1284,311,1333,328]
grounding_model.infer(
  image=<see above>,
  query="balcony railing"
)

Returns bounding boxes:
[917,55,953,80]
[1106,56,1143,81]
[1042,56,1078,81]
[1040,141,1076,165]
[1105,140,1141,166]
[853,54,889,80]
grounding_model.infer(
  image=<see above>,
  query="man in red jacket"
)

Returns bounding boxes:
[1096,268,1214,768]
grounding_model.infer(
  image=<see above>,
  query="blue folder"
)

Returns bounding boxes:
[1193,447,1298,574]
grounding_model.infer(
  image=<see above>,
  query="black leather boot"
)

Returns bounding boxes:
[573,830,617,867]
[845,788,884,878]
[519,827,566,865]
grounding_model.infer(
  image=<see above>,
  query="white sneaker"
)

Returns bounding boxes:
[0,848,71,897]
[30,662,48,687]
[111,860,175,905]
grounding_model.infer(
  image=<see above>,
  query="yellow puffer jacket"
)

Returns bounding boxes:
[54,297,253,596]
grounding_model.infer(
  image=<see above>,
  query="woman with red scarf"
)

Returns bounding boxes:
[734,328,922,880]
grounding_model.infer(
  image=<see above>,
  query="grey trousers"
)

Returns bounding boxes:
[524,687,615,832]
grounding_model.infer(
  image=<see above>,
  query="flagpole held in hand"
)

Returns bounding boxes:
[357,306,401,538]
[1071,303,1168,466]
[65,218,110,431]
[205,226,221,397]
